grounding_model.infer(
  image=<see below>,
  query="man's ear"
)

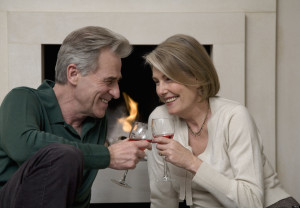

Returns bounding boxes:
[66,64,79,85]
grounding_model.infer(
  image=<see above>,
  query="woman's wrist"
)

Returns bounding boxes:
[187,156,202,175]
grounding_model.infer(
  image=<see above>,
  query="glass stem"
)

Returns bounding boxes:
[163,157,168,178]
[121,170,128,183]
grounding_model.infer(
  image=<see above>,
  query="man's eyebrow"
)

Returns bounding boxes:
[104,76,122,81]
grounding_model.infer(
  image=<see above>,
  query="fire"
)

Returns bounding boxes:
[118,92,138,133]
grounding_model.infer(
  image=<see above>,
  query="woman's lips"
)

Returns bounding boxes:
[165,96,178,103]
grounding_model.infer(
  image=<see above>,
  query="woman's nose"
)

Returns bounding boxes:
[156,82,167,96]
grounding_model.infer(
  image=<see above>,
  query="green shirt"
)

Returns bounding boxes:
[0,80,110,207]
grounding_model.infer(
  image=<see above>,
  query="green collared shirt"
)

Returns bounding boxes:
[0,80,109,207]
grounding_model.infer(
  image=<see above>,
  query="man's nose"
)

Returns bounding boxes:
[110,84,120,99]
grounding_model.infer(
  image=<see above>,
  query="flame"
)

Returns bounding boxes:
[118,92,138,133]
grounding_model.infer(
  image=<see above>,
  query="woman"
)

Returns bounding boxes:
[145,34,299,208]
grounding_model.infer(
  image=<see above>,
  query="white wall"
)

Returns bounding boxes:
[0,0,299,203]
[276,0,300,202]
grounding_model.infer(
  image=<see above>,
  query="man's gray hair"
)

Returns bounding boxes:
[55,26,132,84]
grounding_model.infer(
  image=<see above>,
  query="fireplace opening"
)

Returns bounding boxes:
[42,44,211,142]
[42,44,159,121]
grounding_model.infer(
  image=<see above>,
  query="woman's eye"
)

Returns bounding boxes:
[165,77,173,82]
[153,80,159,85]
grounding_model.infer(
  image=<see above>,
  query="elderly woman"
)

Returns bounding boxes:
[145,34,299,208]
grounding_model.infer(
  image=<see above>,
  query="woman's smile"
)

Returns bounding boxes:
[165,96,178,104]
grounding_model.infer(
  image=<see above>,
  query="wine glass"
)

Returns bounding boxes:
[151,118,175,182]
[111,121,149,188]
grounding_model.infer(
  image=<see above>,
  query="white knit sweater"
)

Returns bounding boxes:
[146,97,289,208]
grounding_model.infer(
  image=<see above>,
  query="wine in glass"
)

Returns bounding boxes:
[111,121,149,188]
[151,118,175,182]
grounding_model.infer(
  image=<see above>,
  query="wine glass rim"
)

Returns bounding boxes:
[133,121,147,124]
[132,121,148,128]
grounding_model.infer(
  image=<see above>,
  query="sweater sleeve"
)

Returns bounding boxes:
[192,105,264,208]
[0,88,110,169]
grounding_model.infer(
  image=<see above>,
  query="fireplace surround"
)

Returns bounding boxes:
[7,11,247,203]
[43,44,211,143]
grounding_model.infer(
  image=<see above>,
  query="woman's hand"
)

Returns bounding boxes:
[153,137,202,174]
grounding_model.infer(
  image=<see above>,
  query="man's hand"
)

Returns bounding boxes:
[108,138,152,170]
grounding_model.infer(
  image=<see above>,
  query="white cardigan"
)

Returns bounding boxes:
[146,97,289,208]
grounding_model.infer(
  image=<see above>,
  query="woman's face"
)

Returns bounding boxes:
[152,68,201,118]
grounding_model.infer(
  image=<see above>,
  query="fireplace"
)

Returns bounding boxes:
[42,43,213,205]
[42,44,211,143]
[43,44,160,143]
[5,9,248,204]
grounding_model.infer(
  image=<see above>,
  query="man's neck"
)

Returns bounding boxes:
[53,83,85,134]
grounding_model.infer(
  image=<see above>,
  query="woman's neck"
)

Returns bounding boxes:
[184,99,210,129]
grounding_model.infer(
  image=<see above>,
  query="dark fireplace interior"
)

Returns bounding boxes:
[42,45,160,124]
[42,44,210,208]
[42,44,211,123]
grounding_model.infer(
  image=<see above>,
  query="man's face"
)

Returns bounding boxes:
[75,48,122,118]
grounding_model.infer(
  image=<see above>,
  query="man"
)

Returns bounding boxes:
[0,26,151,208]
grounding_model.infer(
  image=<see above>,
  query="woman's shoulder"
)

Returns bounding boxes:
[210,97,255,129]
[210,96,247,114]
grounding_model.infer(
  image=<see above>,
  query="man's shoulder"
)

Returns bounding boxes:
[5,86,38,100]
[12,85,35,91]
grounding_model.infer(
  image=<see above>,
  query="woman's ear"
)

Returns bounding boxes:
[197,86,204,96]
[66,64,79,85]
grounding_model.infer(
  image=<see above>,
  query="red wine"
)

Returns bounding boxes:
[129,138,152,150]
[153,134,174,139]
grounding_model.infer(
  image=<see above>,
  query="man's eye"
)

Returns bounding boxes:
[106,79,115,85]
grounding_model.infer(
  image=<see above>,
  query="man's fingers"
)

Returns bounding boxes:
[108,139,152,170]
[135,140,152,150]
[152,137,169,144]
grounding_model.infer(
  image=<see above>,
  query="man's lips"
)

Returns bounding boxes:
[101,98,109,104]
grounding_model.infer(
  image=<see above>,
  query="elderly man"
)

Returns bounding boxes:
[0,26,151,208]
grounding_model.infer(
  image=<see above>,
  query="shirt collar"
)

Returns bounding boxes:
[37,80,105,135]
[36,80,65,124]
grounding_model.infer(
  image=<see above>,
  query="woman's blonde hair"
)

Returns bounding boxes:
[144,34,220,100]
